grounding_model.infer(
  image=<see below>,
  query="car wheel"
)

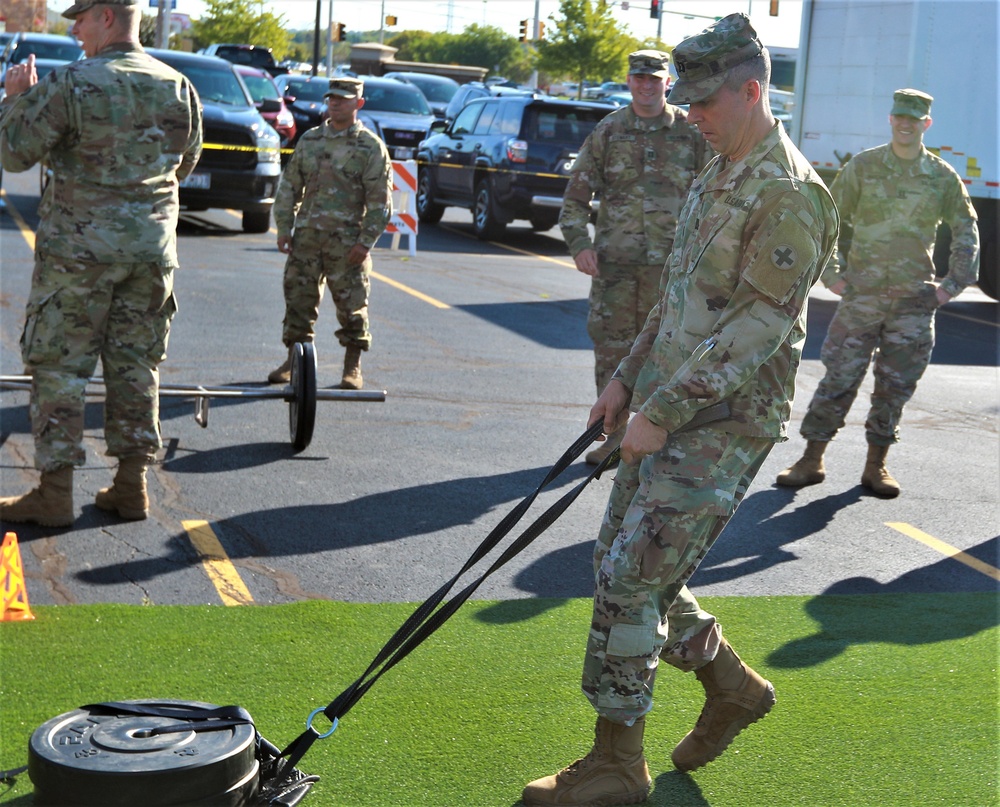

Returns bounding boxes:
[242,208,272,234]
[416,168,445,224]
[529,211,560,232]
[473,178,506,241]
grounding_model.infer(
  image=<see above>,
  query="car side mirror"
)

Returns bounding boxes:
[260,98,282,113]
[429,119,448,135]
[283,95,296,104]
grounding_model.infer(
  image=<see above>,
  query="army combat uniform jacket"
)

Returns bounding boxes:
[820,143,980,298]
[615,123,839,440]
[0,43,202,266]
[273,119,392,248]
[560,104,709,266]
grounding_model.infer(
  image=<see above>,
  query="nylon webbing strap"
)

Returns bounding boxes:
[278,402,731,775]
[81,702,255,735]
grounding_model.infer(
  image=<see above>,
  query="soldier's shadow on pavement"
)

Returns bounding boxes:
[74,461,595,586]
[766,540,1000,669]
[692,486,863,586]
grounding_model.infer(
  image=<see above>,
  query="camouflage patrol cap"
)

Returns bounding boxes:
[628,49,670,78]
[62,0,136,19]
[667,13,764,104]
[890,88,932,119]
[324,77,364,99]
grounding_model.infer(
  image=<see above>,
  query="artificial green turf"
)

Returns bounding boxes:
[1,594,996,806]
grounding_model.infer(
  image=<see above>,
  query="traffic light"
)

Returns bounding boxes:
[769,0,779,14]
[385,14,397,25]
[650,0,660,18]
[538,21,545,40]
[332,22,346,42]
[519,19,529,42]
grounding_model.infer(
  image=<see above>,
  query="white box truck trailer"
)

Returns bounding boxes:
[790,0,998,298]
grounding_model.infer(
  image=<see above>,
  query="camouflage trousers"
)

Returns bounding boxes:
[587,263,662,396]
[800,288,938,445]
[280,228,372,350]
[20,254,176,472]
[583,428,773,723]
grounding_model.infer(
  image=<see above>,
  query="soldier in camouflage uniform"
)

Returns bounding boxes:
[268,77,393,391]
[523,15,838,807]
[0,0,202,527]
[560,50,709,466]
[777,89,980,497]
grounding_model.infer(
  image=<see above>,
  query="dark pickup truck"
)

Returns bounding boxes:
[199,44,288,78]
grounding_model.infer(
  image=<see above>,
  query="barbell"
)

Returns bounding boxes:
[0,342,385,452]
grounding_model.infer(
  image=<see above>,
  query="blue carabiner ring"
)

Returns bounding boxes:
[306,708,339,739]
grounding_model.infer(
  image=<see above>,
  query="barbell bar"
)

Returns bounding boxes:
[0,342,385,452]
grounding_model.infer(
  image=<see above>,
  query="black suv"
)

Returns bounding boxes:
[416,95,611,239]
[148,49,281,234]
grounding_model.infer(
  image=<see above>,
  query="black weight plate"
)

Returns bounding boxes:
[289,341,317,452]
[28,699,258,806]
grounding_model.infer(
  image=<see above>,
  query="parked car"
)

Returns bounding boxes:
[416,94,612,239]
[603,91,633,108]
[384,71,460,119]
[547,80,580,97]
[0,32,83,87]
[234,64,296,162]
[272,74,329,144]
[584,81,629,100]
[148,49,281,234]
[199,43,287,77]
[354,76,436,160]
[442,81,537,123]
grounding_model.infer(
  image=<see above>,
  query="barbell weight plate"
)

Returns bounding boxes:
[289,341,317,452]
[27,699,258,806]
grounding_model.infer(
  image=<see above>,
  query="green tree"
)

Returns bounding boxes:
[536,0,640,97]
[189,0,291,56]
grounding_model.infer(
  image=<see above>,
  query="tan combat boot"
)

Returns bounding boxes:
[585,429,623,467]
[0,467,74,527]
[861,444,900,498]
[340,346,363,390]
[522,716,651,806]
[268,357,291,384]
[671,640,776,772]
[775,440,828,487]
[95,456,150,520]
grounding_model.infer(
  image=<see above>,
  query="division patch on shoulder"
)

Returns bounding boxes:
[770,244,797,269]
[744,212,818,304]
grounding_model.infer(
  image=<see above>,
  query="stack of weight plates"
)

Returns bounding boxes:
[28,699,259,806]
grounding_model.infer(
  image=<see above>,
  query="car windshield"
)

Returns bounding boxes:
[522,106,606,143]
[241,73,280,102]
[11,40,83,62]
[282,79,328,102]
[176,64,250,106]
[408,78,457,103]
[362,84,432,116]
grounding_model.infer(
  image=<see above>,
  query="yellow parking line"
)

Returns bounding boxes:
[439,223,576,268]
[371,270,450,309]
[1,189,36,252]
[182,519,254,605]
[886,522,1000,581]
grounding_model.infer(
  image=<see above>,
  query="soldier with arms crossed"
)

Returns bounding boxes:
[522,15,839,806]
[0,0,202,526]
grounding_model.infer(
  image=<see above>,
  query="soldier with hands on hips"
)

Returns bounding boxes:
[776,89,980,497]
[522,15,838,806]
[268,77,393,391]
[560,49,709,466]
[0,0,202,527]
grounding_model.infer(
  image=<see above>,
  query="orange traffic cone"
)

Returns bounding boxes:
[1,532,34,621]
